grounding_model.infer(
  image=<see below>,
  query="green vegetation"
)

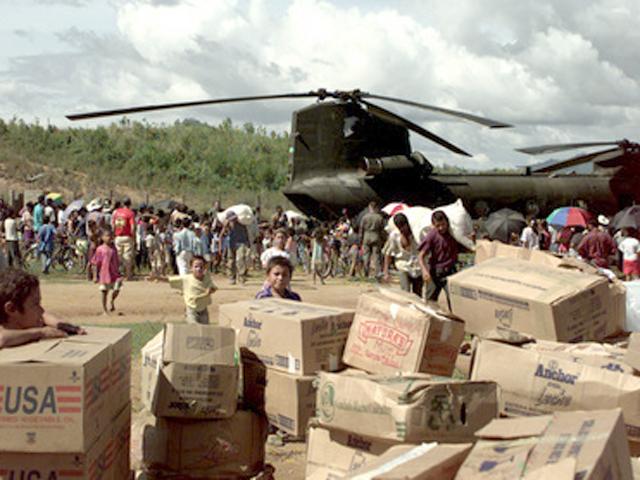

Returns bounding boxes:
[0,117,291,210]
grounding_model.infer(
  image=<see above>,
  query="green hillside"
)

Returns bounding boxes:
[0,117,291,209]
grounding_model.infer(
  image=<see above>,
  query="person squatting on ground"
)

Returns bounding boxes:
[91,229,123,315]
[418,210,458,306]
[383,213,423,296]
[169,255,217,324]
[0,268,85,349]
[255,256,301,301]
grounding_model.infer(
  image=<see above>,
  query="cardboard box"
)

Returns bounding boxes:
[67,326,132,420]
[474,239,562,267]
[448,256,611,342]
[342,289,465,376]
[474,240,626,338]
[0,338,112,452]
[141,324,238,419]
[0,403,131,480]
[316,371,499,443]
[110,403,132,480]
[455,409,632,479]
[523,339,637,375]
[142,410,268,479]
[471,339,640,441]
[219,298,354,375]
[343,442,472,480]
[242,357,316,437]
[306,424,399,480]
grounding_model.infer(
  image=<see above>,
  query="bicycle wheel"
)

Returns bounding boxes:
[21,245,38,270]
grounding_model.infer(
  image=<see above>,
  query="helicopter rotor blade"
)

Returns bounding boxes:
[360,99,472,157]
[66,92,320,121]
[362,93,512,129]
[516,141,621,155]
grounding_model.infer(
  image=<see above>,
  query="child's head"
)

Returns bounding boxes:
[101,228,114,245]
[191,255,207,279]
[265,256,293,294]
[273,229,287,249]
[0,269,44,329]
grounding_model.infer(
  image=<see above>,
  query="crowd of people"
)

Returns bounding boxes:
[2,195,639,321]
[498,215,639,280]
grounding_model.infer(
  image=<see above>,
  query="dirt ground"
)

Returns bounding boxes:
[39,271,375,479]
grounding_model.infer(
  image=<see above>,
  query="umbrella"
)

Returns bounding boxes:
[485,208,526,243]
[382,202,409,216]
[612,205,640,231]
[62,199,84,223]
[46,192,63,204]
[546,207,592,228]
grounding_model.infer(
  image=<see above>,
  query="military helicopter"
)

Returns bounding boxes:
[66,89,638,218]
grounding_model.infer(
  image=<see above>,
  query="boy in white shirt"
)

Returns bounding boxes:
[618,227,640,280]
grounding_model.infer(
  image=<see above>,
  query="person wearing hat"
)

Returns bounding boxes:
[111,197,136,280]
[577,218,617,269]
[220,211,250,284]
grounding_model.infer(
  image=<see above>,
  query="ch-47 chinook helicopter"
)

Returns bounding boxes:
[66,89,639,218]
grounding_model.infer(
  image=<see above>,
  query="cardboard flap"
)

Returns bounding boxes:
[377,287,461,323]
[70,326,130,345]
[523,457,576,480]
[453,256,606,304]
[625,333,640,372]
[163,323,235,365]
[245,297,350,318]
[0,338,61,363]
[475,416,552,440]
[35,340,109,365]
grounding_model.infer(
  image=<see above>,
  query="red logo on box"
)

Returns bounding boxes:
[358,322,413,355]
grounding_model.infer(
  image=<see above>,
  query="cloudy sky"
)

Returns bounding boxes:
[2,0,639,168]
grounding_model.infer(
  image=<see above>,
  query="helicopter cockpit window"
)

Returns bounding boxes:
[343,116,360,137]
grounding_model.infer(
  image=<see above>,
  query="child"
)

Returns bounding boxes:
[145,226,164,281]
[0,268,85,349]
[91,229,122,315]
[38,216,56,274]
[255,256,301,301]
[311,228,327,285]
[169,255,217,324]
[619,227,640,280]
[260,228,290,268]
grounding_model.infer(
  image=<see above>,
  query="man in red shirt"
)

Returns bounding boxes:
[111,197,136,280]
[577,218,617,269]
[418,211,458,305]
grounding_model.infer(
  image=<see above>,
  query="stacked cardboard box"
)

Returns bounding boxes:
[456,409,632,479]
[471,338,640,445]
[304,289,501,479]
[448,256,613,342]
[138,323,268,479]
[464,241,626,342]
[0,326,131,479]
[219,298,355,438]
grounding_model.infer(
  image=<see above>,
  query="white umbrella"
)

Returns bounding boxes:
[62,199,84,223]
